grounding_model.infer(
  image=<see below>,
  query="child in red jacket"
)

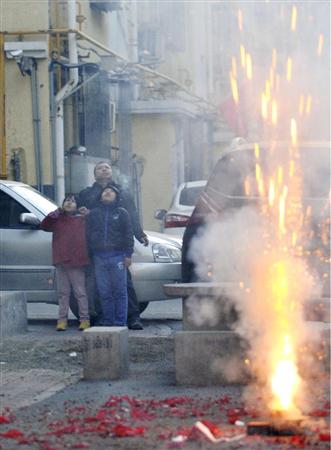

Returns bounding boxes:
[41,194,90,331]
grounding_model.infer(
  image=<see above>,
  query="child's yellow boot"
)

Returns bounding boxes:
[79,320,90,331]
[56,320,67,331]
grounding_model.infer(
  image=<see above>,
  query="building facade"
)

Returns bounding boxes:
[0,0,219,231]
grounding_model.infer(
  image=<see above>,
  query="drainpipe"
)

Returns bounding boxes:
[49,68,57,200]
[30,59,43,193]
[0,33,6,179]
[55,0,78,203]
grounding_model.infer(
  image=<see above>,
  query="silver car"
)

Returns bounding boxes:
[0,180,181,315]
[154,180,207,237]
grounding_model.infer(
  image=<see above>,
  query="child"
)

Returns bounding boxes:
[40,194,90,331]
[86,186,134,326]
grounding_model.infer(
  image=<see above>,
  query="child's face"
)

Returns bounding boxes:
[101,188,117,204]
[62,197,77,213]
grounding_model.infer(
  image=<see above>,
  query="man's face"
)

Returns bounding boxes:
[101,188,117,204]
[94,163,112,182]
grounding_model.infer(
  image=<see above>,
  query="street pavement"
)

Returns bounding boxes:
[1,299,183,411]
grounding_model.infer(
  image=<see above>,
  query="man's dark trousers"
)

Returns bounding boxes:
[86,266,140,325]
[127,269,141,324]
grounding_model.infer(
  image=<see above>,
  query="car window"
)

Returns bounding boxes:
[11,185,57,216]
[179,186,205,206]
[0,190,29,228]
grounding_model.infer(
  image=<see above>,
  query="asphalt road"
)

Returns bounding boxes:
[3,299,330,449]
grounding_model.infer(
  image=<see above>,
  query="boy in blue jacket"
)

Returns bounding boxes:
[86,186,134,326]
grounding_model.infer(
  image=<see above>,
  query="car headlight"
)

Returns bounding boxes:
[152,243,182,263]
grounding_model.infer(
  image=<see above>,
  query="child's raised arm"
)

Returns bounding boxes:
[40,208,63,232]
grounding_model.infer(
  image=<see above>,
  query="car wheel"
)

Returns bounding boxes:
[139,302,149,314]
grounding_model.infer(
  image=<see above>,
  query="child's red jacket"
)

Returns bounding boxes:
[40,209,89,267]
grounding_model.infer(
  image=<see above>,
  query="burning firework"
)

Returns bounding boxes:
[189,2,330,422]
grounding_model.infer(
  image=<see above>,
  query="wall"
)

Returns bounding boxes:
[132,114,175,231]
[1,1,51,186]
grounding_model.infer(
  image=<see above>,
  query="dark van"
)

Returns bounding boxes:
[181,140,330,297]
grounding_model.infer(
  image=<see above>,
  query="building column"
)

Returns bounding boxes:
[117,80,133,182]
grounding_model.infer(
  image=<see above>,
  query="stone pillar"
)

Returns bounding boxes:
[0,291,27,338]
[82,327,129,380]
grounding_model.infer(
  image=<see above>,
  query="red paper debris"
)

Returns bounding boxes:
[319,432,331,442]
[226,408,243,424]
[111,424,145,437]
[310,409,329,417]
[0,415,11,424]
[200,420,223,438]
[71,443,90,449]
[0,428,24,439]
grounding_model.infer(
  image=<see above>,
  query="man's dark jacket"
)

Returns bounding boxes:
[78,182,146,243]
[86,203,134,257]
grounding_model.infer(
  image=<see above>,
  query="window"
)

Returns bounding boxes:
[0,190,29,228]
[138,27,162,63]
[179,186,205,207]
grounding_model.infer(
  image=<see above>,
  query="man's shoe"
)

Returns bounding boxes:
[128,319,143,330]
[56,320,67,331]
[79,320,90,331]
[90,315,103,326]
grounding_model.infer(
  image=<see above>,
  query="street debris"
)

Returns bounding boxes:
[1,393,330,449]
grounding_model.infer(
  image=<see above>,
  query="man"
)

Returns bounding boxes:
[77,161,148,330]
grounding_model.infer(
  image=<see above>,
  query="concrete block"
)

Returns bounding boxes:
[164,283,240,331]
[82,327,129,380]
[0,291,27,338]
[182,295,238,331]
[175,331,250,386]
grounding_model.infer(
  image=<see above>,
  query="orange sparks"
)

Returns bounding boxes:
[299,95,305,115]
[278,166,284,184]
[256,163,264,195]
[286,57,293,81]
[291,119,298,146]
[271,99,278,125]
[256,163,262,181]
[317,33,324,56]
[254,143,260,160]
[291,5,297,32]
[271,336,300,412]
[279,186,288,234]
[230,72,239,103]
[289,160,295,178]
[237,9,243,31]
[265,81,271,99]
[246,53,253,80]
[268,178,275,207]
[231,56,237,78]
[305,96,312,114]
[240,44,246,68]
[261,93,268,120]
